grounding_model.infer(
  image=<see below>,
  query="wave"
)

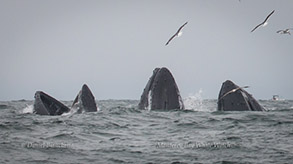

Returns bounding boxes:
[0,104,9,109]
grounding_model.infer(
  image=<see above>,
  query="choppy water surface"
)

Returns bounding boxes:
[0,99,293,163]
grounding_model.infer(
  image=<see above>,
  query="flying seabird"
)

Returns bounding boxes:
[276,28,293,35]
[251,10,275,33]
[218,86,250,101]
[165,22,188,46]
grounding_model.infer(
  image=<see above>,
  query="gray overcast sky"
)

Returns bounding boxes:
[1,0,293,101]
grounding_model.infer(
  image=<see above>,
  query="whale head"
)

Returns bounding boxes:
[217,80,265,111]
[138,67,184,110]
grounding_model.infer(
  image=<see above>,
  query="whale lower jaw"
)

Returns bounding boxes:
[33,91,70,116]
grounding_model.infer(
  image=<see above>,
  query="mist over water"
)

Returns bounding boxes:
[0,99,293,163]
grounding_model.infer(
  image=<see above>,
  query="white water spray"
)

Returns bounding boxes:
[183,89,204,111]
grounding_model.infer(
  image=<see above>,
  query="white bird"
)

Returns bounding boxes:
[251,10,275,33]
[218,86,250,101]
[276,28,293,35]
[165,22,188,46]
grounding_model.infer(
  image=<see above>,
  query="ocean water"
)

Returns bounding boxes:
[0,98,293,164]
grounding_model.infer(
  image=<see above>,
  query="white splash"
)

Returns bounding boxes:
[22,104,34,114]
[183,89,204,111]
[61,111,73,116]
[65,102,82,115]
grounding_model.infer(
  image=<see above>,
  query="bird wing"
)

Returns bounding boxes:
[276,30,283,33]
[165,33,177,46]
[219,90,235,101]
[251,23,263,33]
[218,86,249,101]
[263,10,275,23]
[176,22,188,34]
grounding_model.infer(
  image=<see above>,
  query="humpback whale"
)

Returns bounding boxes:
[33,91,70,115]
[138,67,184,110]
[217,80,265,111]
[72,84,97,113]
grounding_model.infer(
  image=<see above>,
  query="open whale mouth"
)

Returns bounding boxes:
[34,91,70,115]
